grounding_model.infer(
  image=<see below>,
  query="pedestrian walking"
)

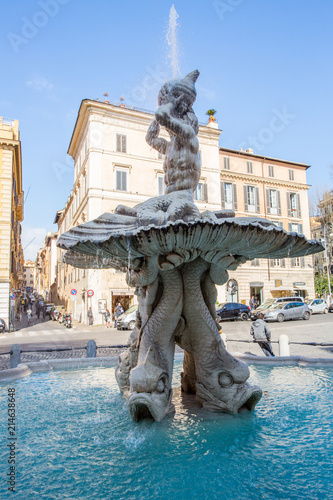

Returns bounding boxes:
[88,307,94,326]
[104,309,111,328]
[114,303,124,327]
[250,313,274,357]
[249,295,256,310]
[26,307,32,326]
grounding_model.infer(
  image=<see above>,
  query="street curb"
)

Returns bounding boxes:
[234,352,333,366]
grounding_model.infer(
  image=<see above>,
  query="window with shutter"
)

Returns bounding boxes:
[296,193,301,218]
[266,189,271,214]
[289,192,300,218]
[255,187,260,213]
[158,175,164,195]
[194,182,206,201]
[223,157,230,170]
[277,190,281,215]
[122,135,127,153]
[203,183,208,202]
[116,170,127,191]
[268,165,275,177]
[247,161,253,174]
[271,220,284,229]
[224,183,233,209]
[232,184,238,210]
[287,192,292,217]
[116,134,127,153]
[198,150,202,166]
[221,182,225,209]
[289,169,294,181]
[268,189,278,215]
[243,186,249,212]
[251,259,260,266]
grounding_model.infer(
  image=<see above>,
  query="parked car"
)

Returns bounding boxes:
[329,303,333,313]
[216,302,251,322]
[116,305,138,330]
[305,299,329,315]
[250,302,278,320]
[264,302,311,322]
[251,296,305,320]
[44,303,55,317]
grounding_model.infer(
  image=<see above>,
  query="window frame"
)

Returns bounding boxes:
[116,133,127,153]
[115,168,128,192]
[223,156,230,170]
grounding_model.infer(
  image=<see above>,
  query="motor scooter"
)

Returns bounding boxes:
[0,318,5,333]
[63,313,72,328]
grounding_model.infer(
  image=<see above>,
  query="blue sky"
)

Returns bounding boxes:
[0,0,332,259]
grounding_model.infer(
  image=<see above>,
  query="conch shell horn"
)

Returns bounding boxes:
[181,70,200,94]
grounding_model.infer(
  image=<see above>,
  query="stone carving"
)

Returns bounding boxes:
[58,71,324,422]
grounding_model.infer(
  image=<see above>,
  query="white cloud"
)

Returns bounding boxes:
[21,226,48,261]
[26,76,54,91]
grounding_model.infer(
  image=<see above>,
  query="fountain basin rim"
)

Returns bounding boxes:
[57,215,323,250]
[1,353,332,383]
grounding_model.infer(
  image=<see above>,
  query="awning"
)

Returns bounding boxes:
[270,286,293,292]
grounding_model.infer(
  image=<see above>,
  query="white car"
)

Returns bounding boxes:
[305,299,329,315]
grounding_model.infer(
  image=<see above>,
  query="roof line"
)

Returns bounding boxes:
[219,147,310,168]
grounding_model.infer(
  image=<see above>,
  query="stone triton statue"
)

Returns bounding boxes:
[57,70,324,422]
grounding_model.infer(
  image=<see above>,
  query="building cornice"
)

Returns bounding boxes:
[219,147,310,169]
[220,171,311,191]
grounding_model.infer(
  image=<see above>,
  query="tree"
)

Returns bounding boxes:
[314,274,333,296]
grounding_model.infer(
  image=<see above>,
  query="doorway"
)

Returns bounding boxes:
[111,293,133,316]
[250,286,263,307]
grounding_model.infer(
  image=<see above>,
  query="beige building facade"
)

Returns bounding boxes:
[0,117,24,328]
[23,260,36,290]
[36,232,58,303]
[55,101,315,324]
[219,148,315,303]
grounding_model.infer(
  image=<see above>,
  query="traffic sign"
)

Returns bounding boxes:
[87,289,94,297]
[70,289,77,296]
[10,293,16,300]
[71,296,77,301]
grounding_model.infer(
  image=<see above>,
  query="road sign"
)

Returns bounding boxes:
[70,289,77,296]
[71,296,77,301]
[87,289,94,297]
[10,293,16,300]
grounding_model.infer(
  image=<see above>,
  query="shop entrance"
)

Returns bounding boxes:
[250,286,263,307]
[111,292,134,316]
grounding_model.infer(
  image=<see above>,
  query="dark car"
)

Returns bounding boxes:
[216,302,251,322]
[329,303,333,313]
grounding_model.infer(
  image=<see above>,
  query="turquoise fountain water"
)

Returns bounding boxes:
[1,361,332,499]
